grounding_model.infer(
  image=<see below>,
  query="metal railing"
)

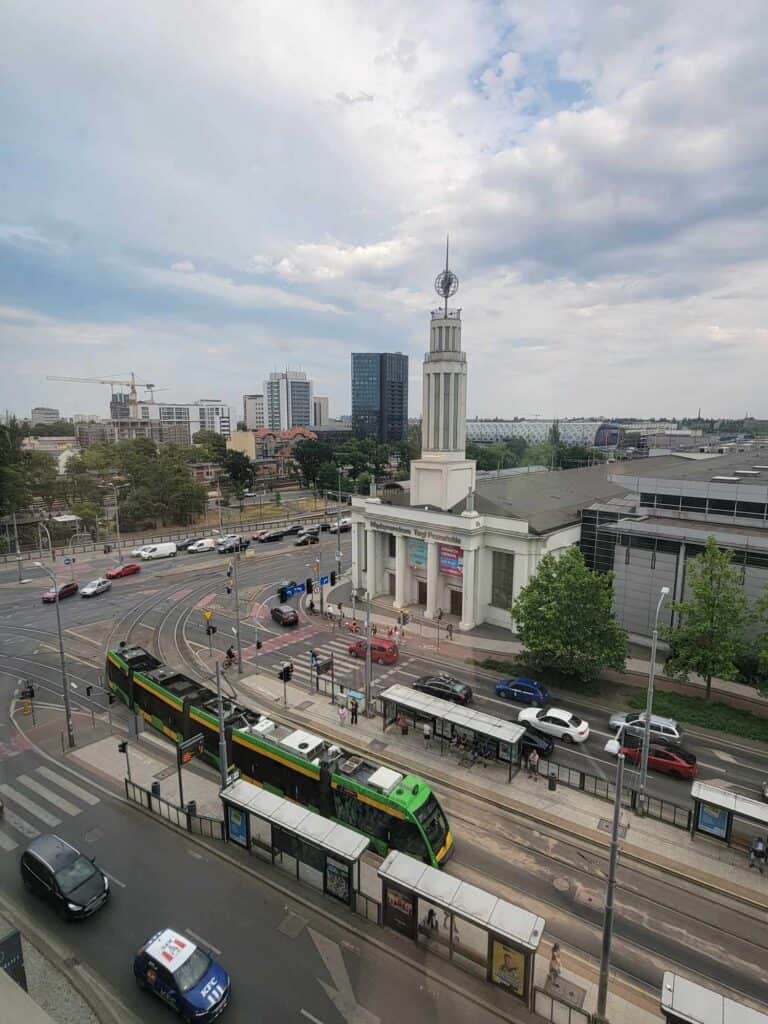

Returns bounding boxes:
[536,759,692,831]
[124,779,225,840]
[534,988,591,1024]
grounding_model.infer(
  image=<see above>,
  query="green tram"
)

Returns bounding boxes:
[107,645,453,866]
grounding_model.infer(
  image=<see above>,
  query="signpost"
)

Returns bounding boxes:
[0,928,26,990]
[176,733,205,809]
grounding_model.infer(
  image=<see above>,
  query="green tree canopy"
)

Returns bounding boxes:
[192,430,227,463]
[317,461,340,493]
[663,535,750,699]
[223,450,253,487]
[293,439,334,486]
[512,546,627,683]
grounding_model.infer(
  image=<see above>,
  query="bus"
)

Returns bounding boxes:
[106,646,453,866]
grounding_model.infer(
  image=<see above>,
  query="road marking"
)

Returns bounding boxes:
[102,869,127,889]
[17,775,81,815]
[36,767,101,805]
[300,1011,326,1024]
[0,830,18,852]
[0,784,62,827]
[185,929,222,955]
[66,630,101,647]
[309,927,379,1024]
[712,750,738,763]
[0,805,40,840]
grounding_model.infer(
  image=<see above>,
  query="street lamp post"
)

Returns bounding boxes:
[595,753,625,1022]
[108,482,124,562]
[214,529,243,675]
[335,470,342,572]
[214,661,229,789]
[35,561,75,749]
[637,586,670,815]
[364,592,373,717]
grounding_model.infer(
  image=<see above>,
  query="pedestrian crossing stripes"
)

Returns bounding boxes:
[265,637,415,690]
[0,766,101,853]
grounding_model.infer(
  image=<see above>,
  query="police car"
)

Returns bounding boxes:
[134,928,230,1021]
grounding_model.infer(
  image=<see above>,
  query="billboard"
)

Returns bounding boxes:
[439,544,463,577]
[407,539,427,569]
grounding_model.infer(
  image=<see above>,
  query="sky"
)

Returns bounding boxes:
[1,0,767,423]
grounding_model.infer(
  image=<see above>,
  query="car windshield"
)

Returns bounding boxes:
[55,855,96,895]
[173,947,211,993]
[567,714,583,726]
[414,794,449,848]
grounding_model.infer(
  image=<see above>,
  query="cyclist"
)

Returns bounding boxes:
[224,645,236,668]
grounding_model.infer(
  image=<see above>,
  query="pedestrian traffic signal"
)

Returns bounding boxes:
[330,571,337,586]
[225,585,232,595]
[305,577,313,595]
[256,639,262,650]
[108,693,116,705]
[206,624,218,636]
[278,587,288,603]
[285,662,293,681]
[86,685,93,697]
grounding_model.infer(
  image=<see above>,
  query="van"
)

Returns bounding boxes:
[348,637,399,665]
[140,542,177,560]
[188,538,216,553]
[329,517,352,534]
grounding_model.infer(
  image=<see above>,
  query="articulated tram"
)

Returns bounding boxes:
[106,646,453,866]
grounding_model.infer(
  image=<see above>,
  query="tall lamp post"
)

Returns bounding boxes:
[107,482,124,562]
[335,470,343,579]
[364,591,373,717]
[595,752,625,1022]
[213,530,243,675]
[637,586,670,815]
[34,561,75,749]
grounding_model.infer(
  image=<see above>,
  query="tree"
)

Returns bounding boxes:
[293,439,333,486]
[223,450,253,487]
[0,418,30,514]
[192,430,226,464]
[317,461,339,493]
[754,592,768,692]
[356,472,372,495]
[662,535,749,700]
[512,546,627,683]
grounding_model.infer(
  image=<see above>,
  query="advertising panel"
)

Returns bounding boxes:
[490,939,526,998]
[407,539,427,569]
[325,857,351,904]
[439,544,463,577]
[696,801,729,841]
[226,804,248,848]
[383,883,416,939]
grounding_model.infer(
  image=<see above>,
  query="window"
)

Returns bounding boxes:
[491,551,515,609]
[388,533,396,558]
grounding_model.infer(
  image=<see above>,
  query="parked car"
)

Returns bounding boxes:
[328,517,352,534]
[187,538,216,553]
[130,544,151,557]
[618,740,699,779]
[517,707,590,743]
[217,536,250,553]
[21,834,109,919]
[318,522,332,532]
[609,711,683,744]
[271,604,299,626]
[252,530,269,542]
[495,676,550,707]
[175,537,201,551]
[348,637,399,665]
[42,581,79,603]
[282,523,304,536]
[295,533,319,546]
[134,927,230,1022]
[412,674,472,705]
[520,729,555,759]
[80,578,112,598]
[297,525,320,537]
[258,530,285,543]
[141,542,177,560]
[105,562,141,579]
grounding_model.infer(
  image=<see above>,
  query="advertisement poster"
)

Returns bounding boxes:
[226,805,248,848]
[491,940,526,998]
[696,801,729,841]
[325,857,351,904]
[439,544,463,577]
[383,884,416,938]
[407,539,427,569]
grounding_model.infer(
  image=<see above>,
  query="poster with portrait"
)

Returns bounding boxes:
[490,940,526,998]
[383,883,416,939]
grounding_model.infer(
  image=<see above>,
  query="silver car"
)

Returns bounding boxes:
[80,578,111,598]
[609,711,683,743]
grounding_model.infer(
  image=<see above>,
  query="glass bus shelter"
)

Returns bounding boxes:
[378,683,524,780]
[689,781,768,847]
[661,971,768,1024]
[378,849,544,1010]
[220,778,369,908]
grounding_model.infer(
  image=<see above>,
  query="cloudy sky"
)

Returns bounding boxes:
[2,1,766,423]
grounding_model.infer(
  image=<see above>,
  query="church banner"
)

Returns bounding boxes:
[439,544,463,577]
[407,539,427,569]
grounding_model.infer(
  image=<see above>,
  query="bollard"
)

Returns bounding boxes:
[151,781,161,799]
[548,772,557,792]
[186,800,197,817]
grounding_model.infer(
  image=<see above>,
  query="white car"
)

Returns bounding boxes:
[130,544,151,557]
[187,538,216,553]
[80,577,112,598]
[517,706,590,743]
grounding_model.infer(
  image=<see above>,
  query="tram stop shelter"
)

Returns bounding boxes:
[378,683,524,780]
[378,850,544,1009]
[220,778,369,908]
[661,971,768,1024]
[689,781,768,847]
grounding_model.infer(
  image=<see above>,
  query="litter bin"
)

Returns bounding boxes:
[151,781,161,798]
[186,800,197,816]
[548,772,557,792]
[103,544,112,554]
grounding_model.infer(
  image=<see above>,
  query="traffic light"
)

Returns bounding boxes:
[225,585,232,595]
[256,638,262,650]
[206,624,218,636]
[305,577,314,595]
[285,662,293,681]
[108,693,116,704]
[86,685,93,697]
[278,587,288,603]
[118,740,127,754]
[330,571,337,586]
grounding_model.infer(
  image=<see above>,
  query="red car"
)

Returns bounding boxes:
[105,562,142,579]
[42,581,79,603]
[623,742,698,779]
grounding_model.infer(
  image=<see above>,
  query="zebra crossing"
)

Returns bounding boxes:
[0,765,101,853]
[267,635,419,691]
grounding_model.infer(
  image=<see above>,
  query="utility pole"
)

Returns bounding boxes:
[231,552,243,674]
[335,470,342,575]
[215,661,229,789]
[596,753,625,1023]
[12,510,21,583]
[35,562,75,749]
[109,482,123,562]
[638,587,670,814]
[364,593,373,717]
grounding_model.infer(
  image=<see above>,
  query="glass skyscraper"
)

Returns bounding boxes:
[351,352,408,442]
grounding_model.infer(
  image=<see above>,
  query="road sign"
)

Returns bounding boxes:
[320,575,329,585]
[178,732,205,766]
[285,583,306,597]
[202,609,213,621]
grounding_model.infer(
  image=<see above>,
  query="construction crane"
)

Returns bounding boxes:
[45,373,168,417]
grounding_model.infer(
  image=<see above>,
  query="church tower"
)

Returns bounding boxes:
[410,240,476,510]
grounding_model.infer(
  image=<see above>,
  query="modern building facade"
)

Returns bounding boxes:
[243,394,265,430]
[467,419,607,447]
[351,353,408,442]
[264,371,313,430]
[313,397,329,427]
[30,407,61,425]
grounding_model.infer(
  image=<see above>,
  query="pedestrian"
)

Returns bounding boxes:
[371,623,377,636]
[749,835,766,873]
[338,704,348,728]
[547,944,562,986]
[446,623,454,641]
[338,601,344,622]
[350,698,359,725]
[527,748,540,781]
[423,721,432,748]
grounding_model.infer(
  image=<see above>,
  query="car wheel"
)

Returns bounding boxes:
[562,734,574,744]
[135,974,147,991]
[376,657,385,665]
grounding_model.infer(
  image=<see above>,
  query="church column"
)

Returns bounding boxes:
[351,522,363,591]
[459,547,477,632]
[425,540,439,619]
[394,534,407,609]
[366,527,378,597]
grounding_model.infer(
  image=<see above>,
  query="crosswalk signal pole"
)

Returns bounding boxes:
[215,660,229,789]
[232,554,243,674]
[364,592,373,717]
[35,562,75,749]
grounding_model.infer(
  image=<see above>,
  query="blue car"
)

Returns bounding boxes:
[495,676,549,706]
[135,928,230,1022]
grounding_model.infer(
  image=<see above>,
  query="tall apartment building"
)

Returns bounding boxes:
[313,396,329,427]
[263,371,313,430]
[243,394,265,430]
[351,352,408,442]
[30,406,61,425]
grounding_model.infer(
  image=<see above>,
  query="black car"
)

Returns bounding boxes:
[282,523,304,536]
[258,530,285,542]
[271,604,299,626]
[21,834,109,919]
[295,534,319,546]
[412,674,473,705]
[217,537,250,553]
[175,537,201,551]
[318,522,332,532]
[520,729,554,759]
